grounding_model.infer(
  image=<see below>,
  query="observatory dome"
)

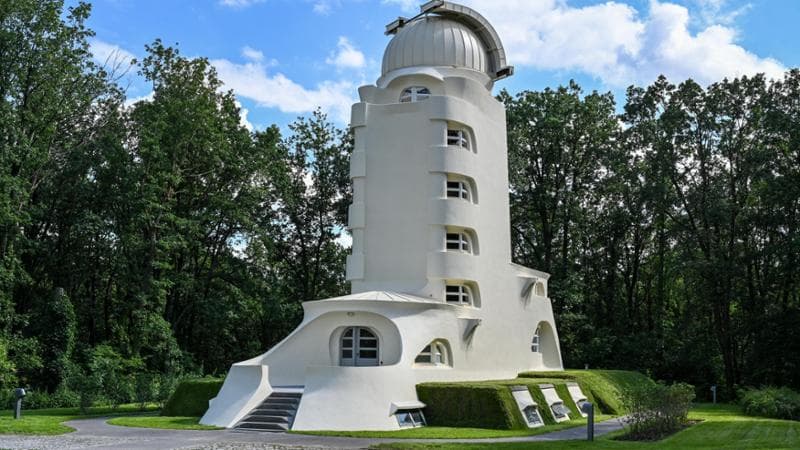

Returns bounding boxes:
[381,17,489,77]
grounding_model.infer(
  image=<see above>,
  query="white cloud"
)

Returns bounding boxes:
[211,58,356,123]
[89,39,136,67]
[219,0,264,8]
[124,91,154,108]
[241,46,264,62]
[695,0,751,25]
[456,0,784,87]
[326,37,366,70]
[335,230,353,248]
[235,100,256,131]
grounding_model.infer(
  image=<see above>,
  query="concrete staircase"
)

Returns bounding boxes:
[234,391,303,432]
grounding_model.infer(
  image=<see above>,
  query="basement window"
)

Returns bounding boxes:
[551,402,571,420]
[396,409,426,428]
[524,406,544,427]
[400,86,430,103]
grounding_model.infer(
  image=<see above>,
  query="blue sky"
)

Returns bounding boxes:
[85,0,800,131]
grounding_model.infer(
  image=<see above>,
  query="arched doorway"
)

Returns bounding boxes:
[340,327,379,366]
[533,321,561,369]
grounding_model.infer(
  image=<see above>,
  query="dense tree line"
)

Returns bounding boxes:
[504,74,800,399]
[1,0,798,404]
[1,0,349,400]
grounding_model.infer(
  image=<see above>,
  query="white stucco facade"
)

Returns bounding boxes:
[202,0,564,431]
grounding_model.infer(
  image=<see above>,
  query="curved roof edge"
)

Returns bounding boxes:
[386,0,514,81]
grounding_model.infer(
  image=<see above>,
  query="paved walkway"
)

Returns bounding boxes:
[0,416,625,449]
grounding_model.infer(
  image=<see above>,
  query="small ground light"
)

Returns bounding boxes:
[14,388,26,419]
[580,401,594,441]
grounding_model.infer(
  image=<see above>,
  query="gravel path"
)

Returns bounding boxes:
[0,416,625,449]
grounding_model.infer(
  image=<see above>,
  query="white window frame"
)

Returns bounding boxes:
[396,409,426,428]
[415,340,450,366]
[446,128,471,150]
[446,180,472,202]
[531,327,540,353]
[445,232,472,253]
[523,405,544,427]
[400,86,430,103]
[445,284,473,306]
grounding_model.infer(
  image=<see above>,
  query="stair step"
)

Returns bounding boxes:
[263,397,299,403]
[243,415,290,423]
[233,390,304,432]
[253,408,295,416]
[270,392,302,398]
[237,422,288,431]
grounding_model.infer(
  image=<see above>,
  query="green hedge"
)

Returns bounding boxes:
[518,370,654,415]
[161,378,224,417]
[740,387,800,421]
[554,383,582,418]
[416,383,526,429]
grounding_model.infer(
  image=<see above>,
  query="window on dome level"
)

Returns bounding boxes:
[400,86,430,103]
[447,129,471,150]
[445,284,473,306]
[446,232,472,253]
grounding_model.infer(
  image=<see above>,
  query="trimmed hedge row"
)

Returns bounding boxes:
[416,383,526,429]
[417,379,593,429]
[161,378,224,417]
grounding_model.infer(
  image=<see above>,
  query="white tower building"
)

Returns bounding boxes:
[202,0,563,431]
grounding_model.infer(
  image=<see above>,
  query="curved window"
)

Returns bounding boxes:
[400,86,430,103]
[531,327,540,353]
[445,284,473,306]
[534,282,546,297]
[414,340,451,366]
[340,326,379,366]
[447,129,471,150]
[446,180,472,201]
[445,232,472,253]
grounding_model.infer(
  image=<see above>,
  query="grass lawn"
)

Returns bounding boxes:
[294,414,612,439]
[374,404,800,449]
[106,414,221,430]
[0,403,159,435]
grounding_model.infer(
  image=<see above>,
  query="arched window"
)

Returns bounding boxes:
[340,327,379,366]
[446,128,471,150]
[531,327,540,353]
[445,232,472,253]
[446,180,472,201]
[534,282,546,297]
[414,340,451,366]
[400,86,430,103]
[445,284,473,306]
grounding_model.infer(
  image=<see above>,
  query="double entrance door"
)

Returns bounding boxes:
[340,326,379,366]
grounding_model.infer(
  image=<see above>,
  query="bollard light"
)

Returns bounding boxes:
[14,388,26,420]
[580,401,594,441]
[711,385,717,404]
